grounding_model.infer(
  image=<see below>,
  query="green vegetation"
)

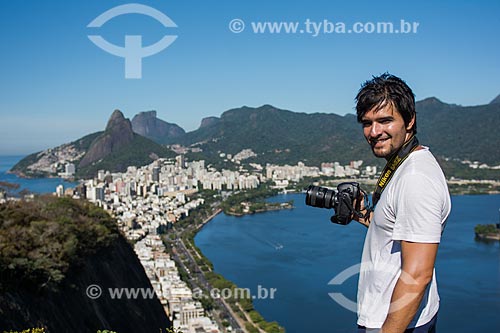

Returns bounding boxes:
[10,131,103,178]
[12,100,500,181]
[0,196,118,290]
[474,224,500,235]
[245,322,260,333]
[176,102,500,170]
[220,183,280,215]
[72,131,105,151]
[8,152,41,175]
[178,105,375,167]
[447,182,500,195]
[417,99,500,166]
[436,157,500,181]
[168,187,286,333]
[201,272,284,332]
[76,134,175,178]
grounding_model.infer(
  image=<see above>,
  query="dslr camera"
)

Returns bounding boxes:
[305,182,365,225]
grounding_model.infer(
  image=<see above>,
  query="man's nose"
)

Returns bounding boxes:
[369,123,382,137]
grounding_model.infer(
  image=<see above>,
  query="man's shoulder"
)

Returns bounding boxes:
[399,147,444,177]
[391,148,449,196]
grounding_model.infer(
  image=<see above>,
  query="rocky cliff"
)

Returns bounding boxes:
[73,110,175,178]
[199,116,220,129]
[131,110,185,144]
[79,110,135,168]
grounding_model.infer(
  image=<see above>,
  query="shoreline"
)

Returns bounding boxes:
[4,163,499,196]
[188,196,288,332]
[224,203,294,217]
[195,208,223,231]
[475,233,500,241]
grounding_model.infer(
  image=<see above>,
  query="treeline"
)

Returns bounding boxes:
[474,224,500,235]
[0,196,118,290]
[204,272,284,333]
[220,184,279,215]
[437,157,500,181]
[170,187,285,332]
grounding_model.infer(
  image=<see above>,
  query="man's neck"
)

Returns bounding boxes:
[384,133,419,161]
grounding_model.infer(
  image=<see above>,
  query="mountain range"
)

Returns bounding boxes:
[11,110,175,179]
[137,97,500,166]
[11,96,500,179]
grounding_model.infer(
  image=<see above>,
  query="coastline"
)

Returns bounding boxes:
[224,202,294,217]
[196,208,223,231]
[5,170,500,196]
[185,196,288,332]
[193,192,500,333]
[475,232,500,241]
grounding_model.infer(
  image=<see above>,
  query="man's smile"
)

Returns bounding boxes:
[370,137,390,147]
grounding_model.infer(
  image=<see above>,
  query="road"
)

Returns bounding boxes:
[168,207,247,332]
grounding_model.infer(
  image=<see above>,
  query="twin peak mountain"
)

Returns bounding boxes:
[12,97,500,178]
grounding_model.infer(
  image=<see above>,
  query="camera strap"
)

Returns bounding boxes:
[371,135,420,208]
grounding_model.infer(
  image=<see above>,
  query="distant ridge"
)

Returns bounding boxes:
[172,99,500,166]
[490,94,500,105]
[177,104,376,166]
[199,116,220,129]
[10,97,500,179]
[417,97,448,107]
[11,110,175,179]
[131,110,185,144]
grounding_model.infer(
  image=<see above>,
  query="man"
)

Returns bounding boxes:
[354,73,451,333]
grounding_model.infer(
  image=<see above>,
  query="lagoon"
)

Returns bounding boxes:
[2,155,498,332]
[195,193,500,333]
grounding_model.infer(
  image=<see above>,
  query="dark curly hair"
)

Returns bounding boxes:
[355,73,417,134]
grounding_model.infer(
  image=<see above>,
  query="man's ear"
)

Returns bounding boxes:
[406,115,416,132]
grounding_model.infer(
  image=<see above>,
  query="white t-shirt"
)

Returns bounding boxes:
[357,147,451,328]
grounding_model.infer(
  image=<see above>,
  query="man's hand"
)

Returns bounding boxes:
[353,191,372,227]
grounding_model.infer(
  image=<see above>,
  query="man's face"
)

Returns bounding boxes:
[361,103,415,159]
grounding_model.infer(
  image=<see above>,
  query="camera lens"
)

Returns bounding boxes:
[305,185,336,209]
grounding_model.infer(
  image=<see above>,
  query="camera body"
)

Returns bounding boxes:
[305,182,361,225]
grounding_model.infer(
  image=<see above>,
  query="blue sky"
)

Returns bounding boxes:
[1,0,499,155]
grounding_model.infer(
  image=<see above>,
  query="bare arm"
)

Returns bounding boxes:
[380,241,438,333]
